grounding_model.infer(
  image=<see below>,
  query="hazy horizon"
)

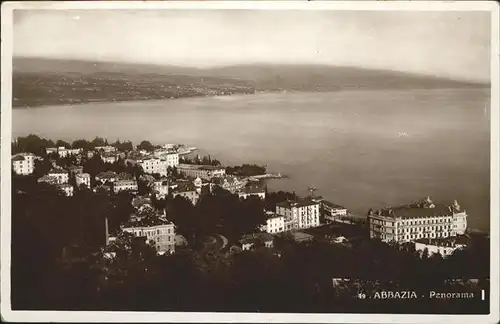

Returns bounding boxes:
[13,10,491,83]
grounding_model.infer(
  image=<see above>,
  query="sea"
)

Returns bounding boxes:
[12,88,491,232]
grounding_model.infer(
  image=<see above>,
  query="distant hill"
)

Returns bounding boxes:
[12,57,488,108]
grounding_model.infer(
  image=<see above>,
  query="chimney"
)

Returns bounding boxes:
[105,216,109,246]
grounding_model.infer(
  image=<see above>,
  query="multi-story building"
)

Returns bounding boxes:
[177,164,226,180]
[153,150,179,167]
[12,153,35,175]
[318,200,348,222]
[47,168,69,184]
[171,183,199,205]
[101,152,117,164]
[95,146,117,153]
[57,147,81,158]
[122,216,176,255]
[276,199,321,231]
[140,158,169,176]
[152,179,169,199]
[113,180,138,194]
[261,212,285,234]
[75,173,91,188]
[368,197,468,243]
[238,185,266,200]
[58,184,74,197]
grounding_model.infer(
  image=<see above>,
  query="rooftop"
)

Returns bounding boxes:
[12,155,25,161]
[277,198,319,209]
[48,168,68,174]
[76,173,90,178]
[96,171,118,179]
[240,185,266,194]
[369,197,463,219]
[322,200,346,209]
[172,182,197,193]
[266,213,283,220]
[123,216,173,229]
[178,164,225,171]
[38,175,57,182]
[132,196,152,208]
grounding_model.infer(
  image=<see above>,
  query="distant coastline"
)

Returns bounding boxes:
[12,57,489,109]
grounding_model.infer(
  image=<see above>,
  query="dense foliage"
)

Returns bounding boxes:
[226,164,267,177]
[180,155,221,166]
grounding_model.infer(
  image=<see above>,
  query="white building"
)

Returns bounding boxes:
[152,179,169,199]
[12,153,35,175]
[414,237,467,258]
[58,184,74,197]
[262,212,285,234]
[122,217,176,255]
[140,158,169,176]
[172,184,199,205]
[47,168,69,184]
[240,233,274,251]
[46,147,58,156]
[153,150,179,167]
[75,173,91,188]
[57,147,81,158]
[177,164,226,180]
[276,199,321,231]
[368,197,468,243]
[95,146,117,153]
[113,180,138,194]
[100,152,118,164]
[321,200,348,222]
[238,185,266,200]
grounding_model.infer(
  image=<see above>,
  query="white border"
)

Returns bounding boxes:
[1,1,499,323]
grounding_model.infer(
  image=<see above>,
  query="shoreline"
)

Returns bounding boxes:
[11,86,489,110]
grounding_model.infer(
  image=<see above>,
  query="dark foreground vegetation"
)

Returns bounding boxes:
[12,174,489,314]
[10,135,490,314]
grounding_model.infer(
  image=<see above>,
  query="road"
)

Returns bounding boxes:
[201,234,228,253]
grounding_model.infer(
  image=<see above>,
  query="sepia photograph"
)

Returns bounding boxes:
[1,1,499,323]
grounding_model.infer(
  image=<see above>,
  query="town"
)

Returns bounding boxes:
[11,134,490,313]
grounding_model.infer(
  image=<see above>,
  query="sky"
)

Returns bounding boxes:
[13,9,491,82]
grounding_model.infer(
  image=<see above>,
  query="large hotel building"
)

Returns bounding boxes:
[276,199,320,231]
[368,197,468,243]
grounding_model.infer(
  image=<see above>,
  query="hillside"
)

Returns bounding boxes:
[12,57,489,108]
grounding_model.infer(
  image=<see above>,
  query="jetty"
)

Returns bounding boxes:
[245,173,288,181]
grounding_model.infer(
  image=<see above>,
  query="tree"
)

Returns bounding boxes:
[34,158,53,178]
[91,137,108,147]
[137,141,155,152]
[83,154,106,178]
[55,140,71,149]
[72,139,92,150]
[12,134,55,156]
[113,140,133,152]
